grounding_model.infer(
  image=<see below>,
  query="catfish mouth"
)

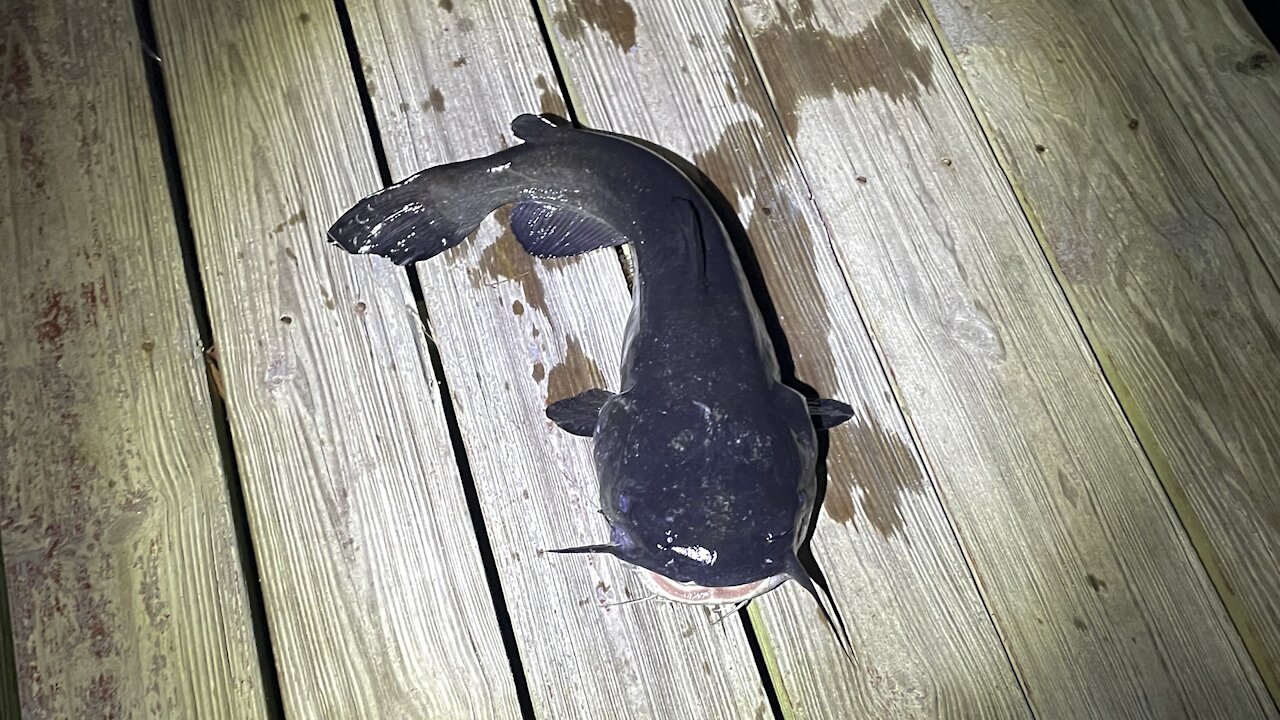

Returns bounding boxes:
[641,569,788,605]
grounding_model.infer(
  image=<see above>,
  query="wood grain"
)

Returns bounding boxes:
[344,1,774,717]
[733,0,1276,717]
[923,0,1280,702]
[148,0,522,716]
[1108,0,1280,280]
[538,0,1031,717]
[0,0,268,717]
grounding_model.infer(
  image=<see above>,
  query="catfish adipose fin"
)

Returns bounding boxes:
[327,113,858,655]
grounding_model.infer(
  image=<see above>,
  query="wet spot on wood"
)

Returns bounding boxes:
[1234,51,1273,75]
[272,209,307,235]
[547,335,606,404]
[1086,573,1107,592]
[468,207,580,318]
[3,36,35,102]
[457,17,475,32]
[534,74,566,116]
[425,86,445,113]
[438,0,453,11]
[554,0,637,53]
[821,408,924,537]
[298,11,310,23]
[19,128,48,194]
[34,289,72,350]
[692,119,925,537]
[1073,616,1088,631]
[469,206,551,317]
[532,362,545,383]
[735,0,936,136]
[512,299,524,316]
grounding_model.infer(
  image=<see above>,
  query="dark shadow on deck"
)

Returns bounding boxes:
[0,538,20,717]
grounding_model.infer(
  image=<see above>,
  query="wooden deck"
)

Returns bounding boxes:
[2,0,1278,717]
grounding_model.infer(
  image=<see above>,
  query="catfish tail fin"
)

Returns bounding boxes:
[329,113,631,264]
[326,157,514,265]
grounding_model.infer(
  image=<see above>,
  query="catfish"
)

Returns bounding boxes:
[328,114,855,649]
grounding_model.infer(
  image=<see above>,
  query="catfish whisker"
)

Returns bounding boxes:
[709,598,753,625]
[602,594,657,609]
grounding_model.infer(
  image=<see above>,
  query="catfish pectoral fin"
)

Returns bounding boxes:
[808,398,855,430]
[546,388,616,437]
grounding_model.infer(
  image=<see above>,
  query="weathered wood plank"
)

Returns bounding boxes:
[0,1,269,717]
[923,0,1280,702]
[731,0,1276,717]
[538,1,1030,717]
[1110,0,1280,280]
[148,0,522,716]
[345,1,774,717]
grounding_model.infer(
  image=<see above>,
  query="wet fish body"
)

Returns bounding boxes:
[328,114,852,610]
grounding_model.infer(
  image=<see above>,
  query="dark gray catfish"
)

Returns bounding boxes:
[328,114,853,623]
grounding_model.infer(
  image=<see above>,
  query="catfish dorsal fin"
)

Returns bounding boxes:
[512,113,572,142]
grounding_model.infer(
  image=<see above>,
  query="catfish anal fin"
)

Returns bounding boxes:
[511,201,627,258]
[546,388,616,437]
[808,398,855,430]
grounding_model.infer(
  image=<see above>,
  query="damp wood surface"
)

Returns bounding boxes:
[345,1,773,717]
[538,0,1030,717]
[732,0,1275,717]
[922,0,1280,703]
[147,0,522,717]
[0,1,268,717]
